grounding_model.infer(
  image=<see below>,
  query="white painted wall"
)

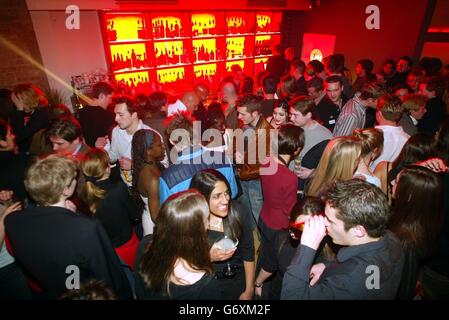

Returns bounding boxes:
[29,10,107,107]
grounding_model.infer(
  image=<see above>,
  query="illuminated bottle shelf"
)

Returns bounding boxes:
[102,11,282,93]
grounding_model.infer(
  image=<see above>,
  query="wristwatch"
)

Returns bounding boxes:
[254,282,263,288]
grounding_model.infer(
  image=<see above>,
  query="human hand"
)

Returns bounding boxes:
[416,157,448,173]
[209,245,236,262]
[11,93,25,111]
[119,157,132,170]
[300,215,327,250]
[95,136,109,149]
[309,263,326,286]
[254,286,263,297]
[1,201,22,220]
[297,167,314,179]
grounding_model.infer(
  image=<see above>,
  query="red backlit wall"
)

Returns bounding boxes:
[101,11,282,94]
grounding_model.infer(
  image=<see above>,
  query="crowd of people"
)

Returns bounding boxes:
[1,47,449,300]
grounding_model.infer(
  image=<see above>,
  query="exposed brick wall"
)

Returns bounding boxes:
[0,0,49,91]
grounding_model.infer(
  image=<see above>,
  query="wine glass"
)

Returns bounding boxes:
[213,235,239,279]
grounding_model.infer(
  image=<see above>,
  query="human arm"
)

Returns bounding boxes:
[239,260,255,300]
[254,268,272,297]
[0,202,22,247]
[373,161,388,193]
[146,174,160,223]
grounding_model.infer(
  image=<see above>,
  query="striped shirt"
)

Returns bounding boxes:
[333,94,366,137]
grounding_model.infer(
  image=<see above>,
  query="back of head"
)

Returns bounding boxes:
[81,148,109,214]
[291,59,306,75]
[280,74,299,98]
[261,74,277,95]
[435,119,449,164]
[48,104,72,122]
[240,76,254,95]
[92,82,114,99]
[147,91,168,113]
[140,190,212,293]
[165,111,194,149]
[290,196,324,223]
[131,129,156,186]
[377,94,404,123]
[401,94,427,112]
[422,75,447,98]
[323,179,390,238]
[325,54,344,74]
[358,59,374,74]
[60,280,115,300]
[360,81,387,101]
[389,166,443,251]
[352,128,384,158]
[13,83,48,109]
[307,137,362,197]
[25,154,78,206]
[308,60,324,74]
[276,123,305,156]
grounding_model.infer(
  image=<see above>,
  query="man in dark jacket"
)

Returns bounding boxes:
[5,155,133,299]
[281,179,404,300]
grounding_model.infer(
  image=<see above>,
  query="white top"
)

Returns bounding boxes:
[167,99,187,116]
[354,171,381,188]
[370,125,410,171]
[104,120,169,185]
[141,195,155,236]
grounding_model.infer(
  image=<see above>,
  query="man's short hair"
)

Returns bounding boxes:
[358,59,374,73]
[236,94,263,114]
[47,116,82,142]
[261,74,277,95]
[402,94,427,112]
[25,154,78,206]
[325,75,343,86]
[277,124,305,156]
[377,94,404,122]
[147,91,168,113]
[165,111,194,146]
[289,95,315,116]
[359,81,387,101]
[114,95,141,117]
[92,82,114,99]
[308,60,324,73]
[325,54,344,74]
[307,77,324,91]
[323,179,390,238]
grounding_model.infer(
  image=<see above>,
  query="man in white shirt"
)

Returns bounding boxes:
[371,94,409,171]
[96,96,168,186]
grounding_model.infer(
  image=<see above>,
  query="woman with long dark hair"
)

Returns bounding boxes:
[389,165,444,299]
[135,190,221,299]
[190,169,255,300]
[131,129,165,236]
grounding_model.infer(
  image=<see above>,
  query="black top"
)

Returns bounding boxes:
[296,76,308,96]
[77,106,115,147]
[5,205,133,299]
[314,95,340,132]
[134,272,222,300]
[260,99,275,118]
[0,151,33,200]
[281,231,404,300]
[266,55,289,84]
[94,179,141,247]
[9,106,49,153]
[417,97,448,134]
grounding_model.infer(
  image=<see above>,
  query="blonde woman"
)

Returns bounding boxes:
[10,83,49,153]
[306,136,361,197]
[352,128,383,188]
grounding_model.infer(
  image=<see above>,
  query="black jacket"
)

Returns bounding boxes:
[9,107,49,153]
[77,106,115,147]
[5,205,133,299]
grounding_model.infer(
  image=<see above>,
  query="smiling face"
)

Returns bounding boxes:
[208,181,230,218]
[114,102,137,130]
[326,81,343,104]
[272,107,288,127]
